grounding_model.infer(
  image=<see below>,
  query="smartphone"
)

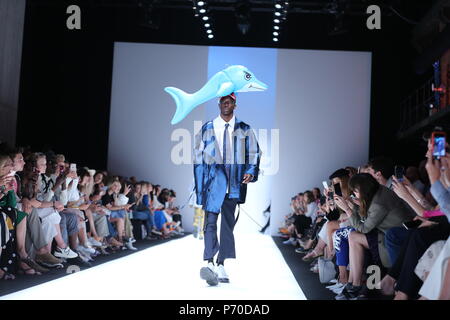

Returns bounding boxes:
[322,181,328,190]
[327,191,334,201]
[319,196,326,206]
[333,183,342,197]
[394,166,405,182]
[88,169,96,176]
[70,163,77,172]
[403,220,422,230]
[432,131,446,160]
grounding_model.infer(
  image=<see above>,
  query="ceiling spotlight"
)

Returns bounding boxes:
[274,25,280,30]
[202,16,209,21]
[199,8,206,14]
[275,4,282,9]
[206,29,212,33]
[273,37,278,42]
[197,1,205,6]
[204,23,210,27]
[274,19,280,23]
[208,34,214,39]
[273,31,279,36]
[275,12,281,16]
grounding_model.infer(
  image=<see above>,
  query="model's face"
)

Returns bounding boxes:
[219,97,236,117]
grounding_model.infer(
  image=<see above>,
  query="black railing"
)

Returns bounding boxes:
[399,77,435,133]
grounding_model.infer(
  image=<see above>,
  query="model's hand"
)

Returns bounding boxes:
[242,174,253,184]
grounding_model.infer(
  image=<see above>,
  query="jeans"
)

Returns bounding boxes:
[106,218,117,238]
[385,226,410,266]
[132,210,154,234]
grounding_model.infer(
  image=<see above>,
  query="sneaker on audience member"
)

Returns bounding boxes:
[326,282,344,290]
[79,245,96,255]
[76,249,93,262]
[331,283,347,294]
[54,246,78,259]
[282,237,296,245]
[88,237,103,247]
[125,239,138,251]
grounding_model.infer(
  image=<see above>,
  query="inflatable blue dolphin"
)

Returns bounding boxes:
[165,65,268,125]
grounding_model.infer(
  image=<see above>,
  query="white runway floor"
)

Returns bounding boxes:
[1,233,306,300]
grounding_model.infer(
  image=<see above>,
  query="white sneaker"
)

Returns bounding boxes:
[283,238,297,245]
[331,283,346,294]
[76,249,93,262]
[326,283,343,290]
[215,264,229,283]
[200,262,218,286]
[79,245,96,255]
[125,239,138,251]
[88,237,103,247]
[54,246,78,259]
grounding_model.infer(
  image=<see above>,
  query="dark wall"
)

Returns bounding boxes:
[17,0,433,170]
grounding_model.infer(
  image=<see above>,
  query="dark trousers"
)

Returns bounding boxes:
[388,217,450,298]
[203,195,238,262]
[294,215,312,236]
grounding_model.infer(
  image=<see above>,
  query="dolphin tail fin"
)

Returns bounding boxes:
[164,87,192,125]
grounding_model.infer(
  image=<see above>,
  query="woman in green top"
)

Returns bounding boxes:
[0,153,41,280]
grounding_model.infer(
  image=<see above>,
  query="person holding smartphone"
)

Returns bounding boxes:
[194,93,261,286]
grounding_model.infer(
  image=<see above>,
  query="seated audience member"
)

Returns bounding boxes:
[1,153,40,278]
[418,237,450,300]
[153,188,176,237]
[335,173,414,299]
[129,182,157,239]
[366,156,395,188]
[2,145,49,274]
[312,188,321,201]
[24,153,78,260]
[283,194,304,245]
[101,180,135,250]
[379,142,450,300]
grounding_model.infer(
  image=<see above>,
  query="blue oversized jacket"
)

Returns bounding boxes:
[193,117,261,213]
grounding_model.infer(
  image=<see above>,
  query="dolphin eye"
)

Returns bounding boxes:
[244,71,252,81]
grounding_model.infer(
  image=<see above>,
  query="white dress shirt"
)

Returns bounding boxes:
[213,115,235,193]
[213,114,235,162]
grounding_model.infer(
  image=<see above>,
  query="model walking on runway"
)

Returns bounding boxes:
[193,93,261,286]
